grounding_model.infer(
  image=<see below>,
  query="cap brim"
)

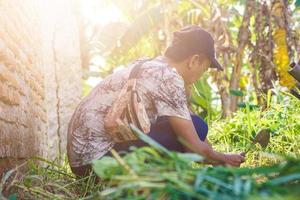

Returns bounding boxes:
[210,58,223,71]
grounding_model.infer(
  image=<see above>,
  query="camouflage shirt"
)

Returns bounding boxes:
[67,56,191,167]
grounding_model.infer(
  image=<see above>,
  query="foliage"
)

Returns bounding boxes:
[1,157,101,200]
[273,28,296,88]
[80,0,300,117]
[191,74,216,121]
[209,92,300,166]
[92,149,300,200]
[90,124,300,199]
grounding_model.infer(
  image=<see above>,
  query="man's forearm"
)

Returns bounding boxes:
[185,137,225,164]
[168,116,226,164]
[204,148,226,164]
[204,138,212,148]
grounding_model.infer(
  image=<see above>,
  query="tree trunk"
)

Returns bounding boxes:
[229,0,254,112]
[272,0,296,89]
[219,52,231,118]
[257,2,277,96]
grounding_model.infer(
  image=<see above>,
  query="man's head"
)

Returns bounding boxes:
[164,25,222,85]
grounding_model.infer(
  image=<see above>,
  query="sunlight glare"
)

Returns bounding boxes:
[81,0,123,26]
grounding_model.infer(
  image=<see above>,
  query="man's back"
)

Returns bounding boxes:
[67,56,190,168]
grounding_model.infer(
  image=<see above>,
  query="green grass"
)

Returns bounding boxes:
[209,93,300,166]
[1,157,102,199]
[1,93,299,200]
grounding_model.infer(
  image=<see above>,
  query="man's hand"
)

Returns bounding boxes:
[167,116,246,167]
[222,153,245,167]
[167,116,226,164]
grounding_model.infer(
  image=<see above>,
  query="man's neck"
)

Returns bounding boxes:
[162,55,186,79]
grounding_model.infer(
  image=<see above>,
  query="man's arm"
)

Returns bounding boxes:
[167,116,245,167]
[204,138,212,148]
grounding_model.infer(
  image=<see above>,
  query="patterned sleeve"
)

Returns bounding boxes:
[152,67,191,120]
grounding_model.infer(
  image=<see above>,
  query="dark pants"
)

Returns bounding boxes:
[71,114,208,177]
[111,114,208,153]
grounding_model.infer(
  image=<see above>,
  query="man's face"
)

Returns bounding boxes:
[185,54,211,85]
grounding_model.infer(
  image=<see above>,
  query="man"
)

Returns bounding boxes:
[67,25,245,177]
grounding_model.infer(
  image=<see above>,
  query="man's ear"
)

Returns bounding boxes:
[189,54,200,68]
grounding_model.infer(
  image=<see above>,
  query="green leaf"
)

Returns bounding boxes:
[233,176,242,196]
[237,102,259,109]
[296,0,300,7]
[243,178,252,195]
[176,152,204,162]
[229,89,244,97]
[92,156,120,179]
[204,176,233,190]
[267,173,300,186]
[191,75,215,119]
[8,194,17,200]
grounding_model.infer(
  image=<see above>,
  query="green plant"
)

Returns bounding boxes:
[209,93,300,166]
[2,157,101,200]
[191,74,216,121]
[90,125,300,199]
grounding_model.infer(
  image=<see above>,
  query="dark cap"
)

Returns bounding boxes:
[171,25,223,71]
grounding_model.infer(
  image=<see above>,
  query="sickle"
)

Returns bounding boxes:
[242,129,271,156]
